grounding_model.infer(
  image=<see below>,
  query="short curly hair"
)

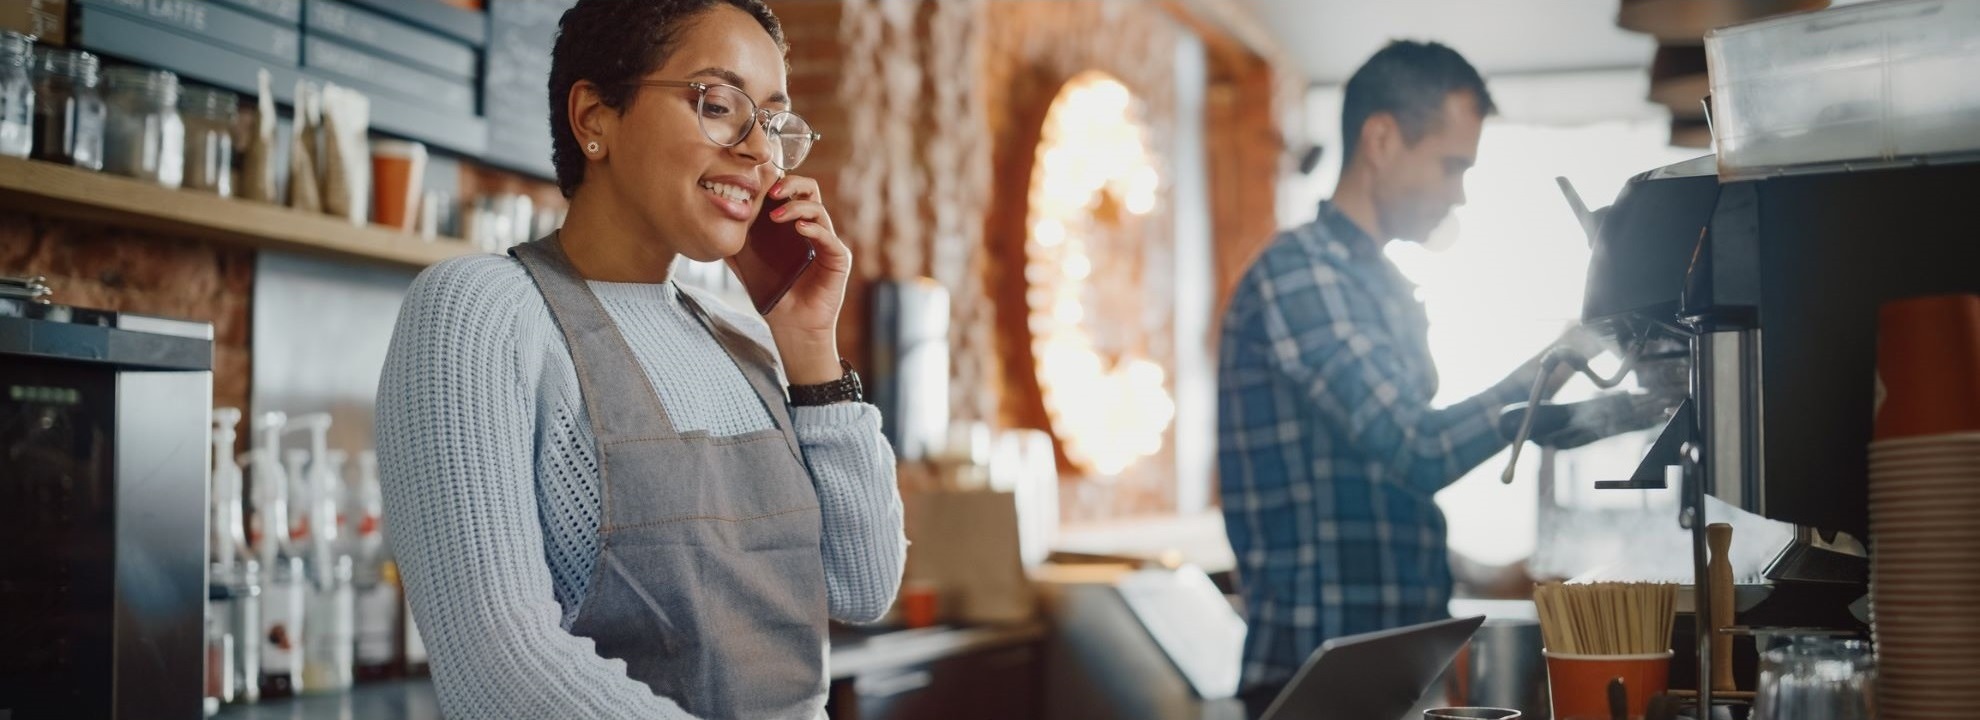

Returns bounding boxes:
[548,0,786,198]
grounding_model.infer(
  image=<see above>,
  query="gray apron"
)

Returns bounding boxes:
[512,235,830,720]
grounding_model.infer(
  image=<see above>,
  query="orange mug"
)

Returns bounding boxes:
[1543,651,1671,720]
[1874,294,1980,440]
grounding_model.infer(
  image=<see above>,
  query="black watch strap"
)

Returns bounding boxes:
[788,359,863,406]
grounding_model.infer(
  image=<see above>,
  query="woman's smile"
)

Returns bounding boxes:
[699,174,760,222]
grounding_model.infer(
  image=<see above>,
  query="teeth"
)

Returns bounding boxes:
[700,181,751,204]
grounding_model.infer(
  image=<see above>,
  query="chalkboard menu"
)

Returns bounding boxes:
[78,0,300,64]
[210,0,302,24]
[341,0,485,46]
[71,0,569,179]
[305,0,477,80]
[481,0,572,179]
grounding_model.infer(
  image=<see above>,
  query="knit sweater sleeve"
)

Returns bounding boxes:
[793,402,907,623]
[376,256,705,720]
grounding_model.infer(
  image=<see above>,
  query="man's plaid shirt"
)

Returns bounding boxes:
[1217,201,1529,690]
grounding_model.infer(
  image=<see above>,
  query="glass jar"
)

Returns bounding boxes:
[180,84,237,197]
[1753,638,1875,720]
[31,47,105,170]
[0,31,33,158]
[104,66,184,187]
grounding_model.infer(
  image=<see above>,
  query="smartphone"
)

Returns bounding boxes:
[727,195,816,315]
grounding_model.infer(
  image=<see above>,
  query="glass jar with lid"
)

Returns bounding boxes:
[31,47,105,170]
[0,30,33,158]
[180,84,237,197]
[104,66,184,187]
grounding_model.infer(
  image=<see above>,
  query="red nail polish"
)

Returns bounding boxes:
[772,207,786,219]
[770,182,783,198]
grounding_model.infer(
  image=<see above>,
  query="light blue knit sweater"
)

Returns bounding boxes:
[376,253,906,719]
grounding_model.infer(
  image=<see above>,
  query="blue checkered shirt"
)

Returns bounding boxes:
[1217,202,1530,691]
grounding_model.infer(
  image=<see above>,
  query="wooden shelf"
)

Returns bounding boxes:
[0,155,479,270]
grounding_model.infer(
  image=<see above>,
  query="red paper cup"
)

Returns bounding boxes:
[1875,294,1980,440]
[1543,651,1671,720]
[901,581,940,629]
[371,140,428,232]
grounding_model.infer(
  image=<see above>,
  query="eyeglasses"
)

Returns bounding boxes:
[631,80,819,171]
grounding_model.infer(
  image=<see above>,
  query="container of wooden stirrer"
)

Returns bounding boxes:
[1535,581,1678,720]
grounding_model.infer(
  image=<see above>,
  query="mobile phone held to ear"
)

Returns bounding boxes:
[728,194,816,315]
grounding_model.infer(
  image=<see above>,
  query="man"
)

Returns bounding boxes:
[1217,40,1577,709]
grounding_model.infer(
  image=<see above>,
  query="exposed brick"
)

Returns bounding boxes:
[0,211,254,420]
[0,0,1286,525]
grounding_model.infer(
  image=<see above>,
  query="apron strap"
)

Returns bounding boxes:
[674,288,808,467]
[510,234,681,439]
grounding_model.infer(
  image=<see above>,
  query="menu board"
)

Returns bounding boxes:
[304,0,477,80]
[79,0,300,63]
[480,0,572,179]
[341,0,484,46]
[302,36,475,112]
[210,0,302,24]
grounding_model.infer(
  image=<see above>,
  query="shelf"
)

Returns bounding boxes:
[0,155,479,270]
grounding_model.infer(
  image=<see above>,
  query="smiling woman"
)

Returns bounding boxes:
[373,2,907,719]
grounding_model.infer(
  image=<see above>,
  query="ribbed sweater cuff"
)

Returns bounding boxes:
[792,402,877,439]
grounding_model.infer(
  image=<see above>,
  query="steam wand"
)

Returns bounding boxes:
[1499,340,1641,484]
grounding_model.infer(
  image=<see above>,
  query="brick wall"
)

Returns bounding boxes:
[979,1,1185,521]
[775,0,1290,522]
[0,161,565,428]
[0,212,255,413]
[1207,52,1286,320]
[0,1,1289,524]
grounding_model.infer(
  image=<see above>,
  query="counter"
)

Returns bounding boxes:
[213,622,1048,720]
[214,680,438,720]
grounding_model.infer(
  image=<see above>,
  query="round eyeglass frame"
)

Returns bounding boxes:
[631,79,820,171]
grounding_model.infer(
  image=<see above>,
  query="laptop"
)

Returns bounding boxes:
[1258,615,1486,720]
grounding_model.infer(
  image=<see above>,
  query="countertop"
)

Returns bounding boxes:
[215,680,439,720]
[214,622,1048,719]
[827,621,1047,679]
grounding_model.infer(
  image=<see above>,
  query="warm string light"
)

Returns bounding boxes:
[1024,73,1173,477]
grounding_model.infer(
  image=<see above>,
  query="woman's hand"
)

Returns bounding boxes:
[759,174,850,386]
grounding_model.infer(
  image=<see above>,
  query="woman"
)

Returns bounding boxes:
[375,2,905,718]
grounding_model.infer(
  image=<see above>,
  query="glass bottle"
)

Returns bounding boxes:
[352,451,402,682]
[258,556,305,699]
[1753,637,1875,720]
[31,47,105,170]
[180,84,237,197]
[103,66,184,187]
[0,30,33,158]
[301,555,354,693]
[205,585,234,708]
[229,562,263,703]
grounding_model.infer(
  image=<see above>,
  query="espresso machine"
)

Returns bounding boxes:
[0,281,214,719]
[1570,154,1980,715]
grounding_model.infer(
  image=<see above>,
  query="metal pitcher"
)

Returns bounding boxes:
[1447,618,1550,719]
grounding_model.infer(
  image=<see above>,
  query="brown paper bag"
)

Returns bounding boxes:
[286,82,321,213]
[903,489,1037,625]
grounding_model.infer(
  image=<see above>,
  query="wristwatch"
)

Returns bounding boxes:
[788,359,863,406]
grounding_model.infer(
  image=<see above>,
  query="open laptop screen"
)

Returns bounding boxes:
[1259,615,1486,720]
